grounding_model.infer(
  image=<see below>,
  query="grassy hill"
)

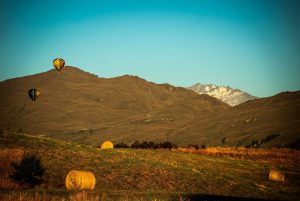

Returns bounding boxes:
[0,66,299,148]
[1,131,300,201]
[0,66,229,145]
[179,91,300,147]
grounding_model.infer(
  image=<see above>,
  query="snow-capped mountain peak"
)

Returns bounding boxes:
[187,83,257,106]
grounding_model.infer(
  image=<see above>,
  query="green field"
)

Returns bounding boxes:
[1,131,299,201]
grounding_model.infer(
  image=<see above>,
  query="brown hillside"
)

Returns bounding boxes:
[0,67,299,147]
[181,91,300,147]
[0,66,228,139]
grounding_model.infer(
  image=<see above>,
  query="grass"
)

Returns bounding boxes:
[173,147,300,165]
[0,131,300,201]
[0,190,195,201]
[0,148,24,189]
[0,190,162,201]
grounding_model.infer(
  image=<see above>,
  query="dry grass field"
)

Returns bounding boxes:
[1,131,300,201]
[0,149,24,189]
[174,147,300,165]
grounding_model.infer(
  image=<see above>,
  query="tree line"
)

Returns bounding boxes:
[114,140,206,149]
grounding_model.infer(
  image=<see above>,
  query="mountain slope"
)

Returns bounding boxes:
[0,67,299,148]
[0,66,229,141]
[187,83,257,106]
[180,91,300,147]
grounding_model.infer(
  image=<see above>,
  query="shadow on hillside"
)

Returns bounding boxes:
[184,194,282,201]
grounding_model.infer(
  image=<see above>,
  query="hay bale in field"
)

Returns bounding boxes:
[101,141,114,149]
[65,170,96,190]
[268,169,285,182]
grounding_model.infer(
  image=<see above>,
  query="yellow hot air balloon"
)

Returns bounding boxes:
[53,58,65,71]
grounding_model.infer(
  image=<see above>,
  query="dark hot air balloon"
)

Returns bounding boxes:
[53,58,65,71]
[28,88,40,101]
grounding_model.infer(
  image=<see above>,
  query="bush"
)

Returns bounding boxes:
[262,134,280,143]
[200,144,207,149]
[221,137,226,144]
[245,134,281,148]
[147,141,157,149]
[131,141,141,148]
[188,144,199,150]
[115,140,178,149]
[114,142,129,148]
[159,141,177,149]
[11,154,44,188]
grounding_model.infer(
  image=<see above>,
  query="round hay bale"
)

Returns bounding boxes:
[65,170,96,190]
[101,141,114,149]
[268,169,285,182]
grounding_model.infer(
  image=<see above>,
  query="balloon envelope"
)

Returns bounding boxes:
[28,89,40,101]
[53,58,65,71]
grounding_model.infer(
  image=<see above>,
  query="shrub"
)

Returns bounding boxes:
[246,134,280,148]
[131,141,141,148]
[140,141,149,149]
[114,142,129,148]
[11,154,44,188]
[221,137,226,144]
[116,140,178,149]
[200,144,207,149]
[188,144,199,150]
[288,138,300,149]
[262,134,280,143]
[159,141,177,149]
[147,141,157,149]
[0,149,24,189]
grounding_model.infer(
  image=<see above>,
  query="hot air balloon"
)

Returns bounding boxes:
[28,88,40,101]
[53,58,65,71]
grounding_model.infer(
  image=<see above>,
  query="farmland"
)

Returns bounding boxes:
[0,131,300,201]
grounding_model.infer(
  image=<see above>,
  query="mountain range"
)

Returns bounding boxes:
[187,83,257,106]
[0,66,299,148]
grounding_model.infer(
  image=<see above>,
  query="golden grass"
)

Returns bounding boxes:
[69,191,99,201]
[0,191,168,201]
[1,191,98,201]
[173,147,300,165]
[66,170,96,190]
[0,148,24,189]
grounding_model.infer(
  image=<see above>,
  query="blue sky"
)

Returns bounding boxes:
[0,0,299,97]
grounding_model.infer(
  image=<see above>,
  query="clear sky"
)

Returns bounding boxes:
[1,0,299,97]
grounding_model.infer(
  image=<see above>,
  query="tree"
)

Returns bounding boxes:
[160,141,177,149]
[11,154,45,188]
[221,137,226,144]
[115,142,129,148]
[131,140,141,148]
[188,144,199,150]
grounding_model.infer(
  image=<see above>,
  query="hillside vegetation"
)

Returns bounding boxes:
[1,131,300,201]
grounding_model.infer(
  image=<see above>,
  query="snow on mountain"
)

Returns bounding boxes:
[187,83,257,106]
